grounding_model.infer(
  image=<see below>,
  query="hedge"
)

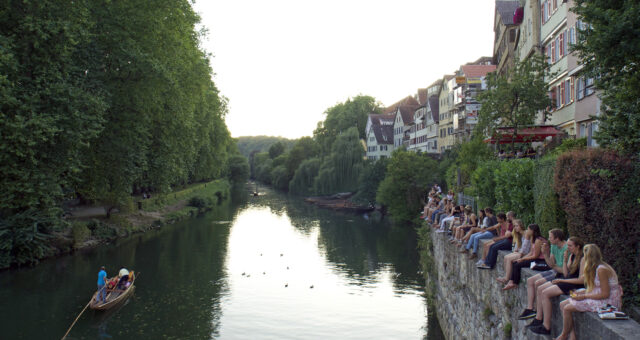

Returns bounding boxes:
[554,149,640,306]
[533,157,566,236]
[494,158,535,224]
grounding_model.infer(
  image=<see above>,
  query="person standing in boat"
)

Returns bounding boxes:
[97,266,107,303]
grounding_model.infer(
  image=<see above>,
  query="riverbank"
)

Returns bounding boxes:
[7,180,231,270]
[420,224,640,339]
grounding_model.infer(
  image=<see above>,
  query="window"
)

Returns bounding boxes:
[576,77,585,100]
[552,0,557,12]
[556,86,562,108]
[551,41,556,63]
[585,77,595,96]
[565,79,572,104]
[559,33,564,57]
[541,2,546,24]
[369,136,375,142]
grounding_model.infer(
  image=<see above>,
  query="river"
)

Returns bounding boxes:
[0,186,443,339]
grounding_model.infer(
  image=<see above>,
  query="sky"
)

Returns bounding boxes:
[193,0,497,139]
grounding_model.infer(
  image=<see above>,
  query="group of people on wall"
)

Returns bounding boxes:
[421,185,623,340]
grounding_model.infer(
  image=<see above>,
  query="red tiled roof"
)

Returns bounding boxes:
[384,95,420,113]
[461,65,496,78]
[417,88,428,106]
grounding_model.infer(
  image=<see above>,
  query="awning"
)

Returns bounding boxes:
[483,126,564,144]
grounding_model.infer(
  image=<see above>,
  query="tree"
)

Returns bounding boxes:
[476,55,554,153]
[226,155,250,184]
[352,158,389,205]
[314,127,365,194]
[314,95,381,155]
[285,137,320,179]
[572,1,640,155]
[268,141,286,159]
[377,150,439,224]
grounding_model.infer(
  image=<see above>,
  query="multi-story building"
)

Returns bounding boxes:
[425,82,441,154]
[494,1,521,75]
[452,62,496,144]
[437,75,456,153]
[540,0,576,136]
[365,114,395,160]
[515,0,541,61]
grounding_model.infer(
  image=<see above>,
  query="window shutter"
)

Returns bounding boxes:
[559,33,564,57]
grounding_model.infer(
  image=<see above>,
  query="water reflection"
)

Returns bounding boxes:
[0,185,442,339]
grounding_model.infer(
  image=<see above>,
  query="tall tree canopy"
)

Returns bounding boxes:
[572,1,640,155]
[0,0,233,266]
[314,95,381,155]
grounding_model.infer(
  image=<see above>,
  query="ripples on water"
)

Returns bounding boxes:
[0,186,443,339]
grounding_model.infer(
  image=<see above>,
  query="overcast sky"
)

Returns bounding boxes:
[193,0,496,139]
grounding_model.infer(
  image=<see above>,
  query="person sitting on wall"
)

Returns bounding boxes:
[517,229,568,320]
[502,224,547,290]
[529,237,585,335]
[477,215,519,269]
[497,223,532,283]
[477,211,515,265]
[426,196,444,223]
[555,244,623,340]
[432,199,453,228]
[458,208,489,248]
[460,208,500,260]
[436,205,462,233]
[450,206,475,244]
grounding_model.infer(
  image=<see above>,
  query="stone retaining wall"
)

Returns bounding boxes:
[429,229,640,339]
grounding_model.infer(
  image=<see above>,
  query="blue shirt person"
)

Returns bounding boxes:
[97,266,108,303]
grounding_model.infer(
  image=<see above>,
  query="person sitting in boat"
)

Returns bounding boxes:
[117,266,130,290]
[96,266,108,303]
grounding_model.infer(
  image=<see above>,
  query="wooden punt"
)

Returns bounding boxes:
[89,274,137,310]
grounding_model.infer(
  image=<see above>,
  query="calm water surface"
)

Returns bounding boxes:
[0,186,443,339]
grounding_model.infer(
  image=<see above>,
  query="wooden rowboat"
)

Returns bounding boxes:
[89,273,137,310]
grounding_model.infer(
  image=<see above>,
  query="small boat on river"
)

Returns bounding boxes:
[89,272,137,310]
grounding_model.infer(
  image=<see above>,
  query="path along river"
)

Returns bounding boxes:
[0,186,443,339]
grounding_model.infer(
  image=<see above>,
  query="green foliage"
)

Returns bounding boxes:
[72,222,91,248]
[550,137,587,156]
[504,322,512,338]
[289,158,322,196]
[352,159,389,204]
[533,157,566,236]
[314,127,364,195]
[268,141,286,159]
[470,160,499,209]
[226,154,250,184]
[448,138,495,192]
[554,149,640,306]
[572,1,640,154]
[0,0,233,266]
[314,95,381,155]
[141,180,229,212]
[270,165,289,191]
[235,136,295,159]
[188,196,207,209]
[285,137,320,179]
[494,159,535,223]
[476,55,554,153]
[377,150,439,224]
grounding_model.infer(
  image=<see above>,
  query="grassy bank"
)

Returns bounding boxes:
[36,180,230,267]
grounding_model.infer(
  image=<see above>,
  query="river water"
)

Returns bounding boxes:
[0,186,443,339]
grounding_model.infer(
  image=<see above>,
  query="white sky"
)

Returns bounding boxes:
[193,0,496,139]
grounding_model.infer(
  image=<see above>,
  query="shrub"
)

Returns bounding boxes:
[377,150,438,224]
[494,158,535,223]
[72,222,91,248]
[470,160,499,210]
[554,149,640,307]
[188,196,207,209]
[289,157,321,196]
[533,157,566,236]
